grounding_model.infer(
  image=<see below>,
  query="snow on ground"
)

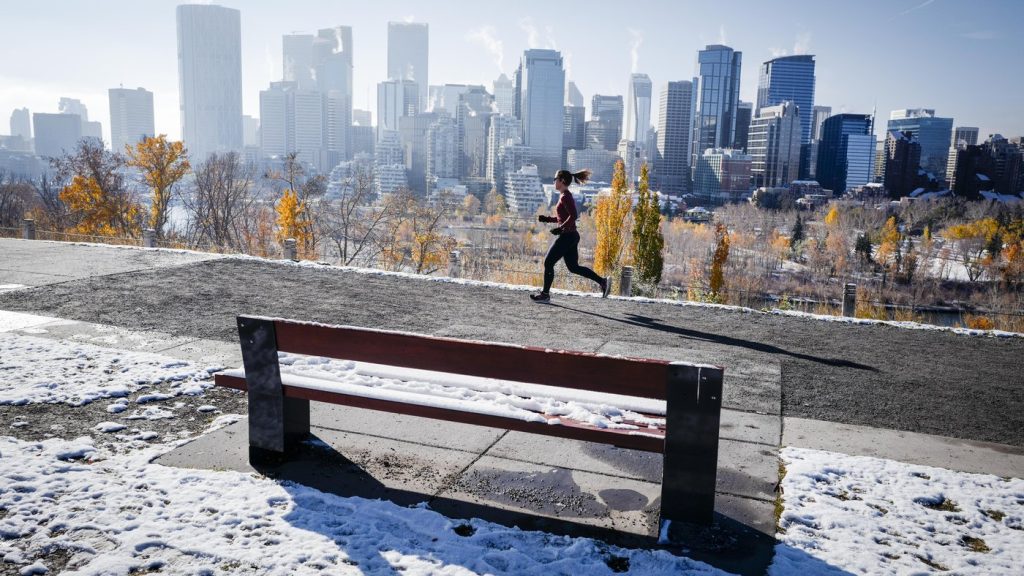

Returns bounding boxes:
[0,332,219,406]
[2,311,1022,574]
[769,447,1024,575]
[0,436,726,576]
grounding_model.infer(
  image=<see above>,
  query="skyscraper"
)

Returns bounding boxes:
[624,73,652,145]
[376,79,418,140]
[58,98,102,142]
[886,109,953,181]
[387,22,429,111]
[493,74,516,116]
[733,101,753,152]
[259,81,324,169]
[517,49,566,178]
[816,113,875,193]
[590,94,624,151]
[692,45,742,166]
[757,55,815,146]
[563,105,586,157]
[282,34,317,90]
[884,130,922,198]
[177,4,242,160]
[694,148,753,204]
[10,108,31,140]
[656,80,694,195]
[946,126,979,185]
[566,81,585,108]
[486,114,522,190]
[748,101,802,189]
[32,113,81,158]
[108,88,155,153]
[806,105,832,179]
[316,26,355,165]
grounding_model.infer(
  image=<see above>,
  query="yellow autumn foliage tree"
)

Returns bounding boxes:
[824,205,840,228]
[55,139,142,238]
[124,135,190,238]
[592,159,632,277]
[275,189,312,257]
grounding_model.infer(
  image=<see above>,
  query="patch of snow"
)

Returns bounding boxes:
[0,311,72,334]
[0,436,727,575]
[93,422,126,433]
[0,332,214,406]
[770,447,1024,575]
[136,393,175,404]
[124,406,175,421]
[196,405,218,413]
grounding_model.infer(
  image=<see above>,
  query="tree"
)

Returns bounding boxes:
[124,135,190,238]
[855,233,873,264]
[875,216,902,273]
[275,188,312,255]
[182,152,260,252]
[824,205,840,228]
[266,153,327,258]
[53,139,142,238]
[0,172,34,228]
[461,194,481,218]
[790,213,805,248]
[946,218,1000,282]
[484,188,506,217]
[630,163,664,285]
[709,223,730,302]
[593,159,633,276]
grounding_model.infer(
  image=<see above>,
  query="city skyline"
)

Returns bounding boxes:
[1,0,1021,148]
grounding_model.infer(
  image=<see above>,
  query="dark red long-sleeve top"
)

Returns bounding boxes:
[555,191,578,233]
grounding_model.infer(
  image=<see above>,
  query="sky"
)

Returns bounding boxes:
[1,0,1021,145]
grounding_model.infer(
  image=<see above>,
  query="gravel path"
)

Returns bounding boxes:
[1,257,1021,446]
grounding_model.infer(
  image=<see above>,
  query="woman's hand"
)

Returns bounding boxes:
[538,215,556,223]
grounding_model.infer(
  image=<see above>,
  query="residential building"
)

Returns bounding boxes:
[505,164,547,214]
[176,4,243,159]
[884,130,923,198]
[946,126,979,184]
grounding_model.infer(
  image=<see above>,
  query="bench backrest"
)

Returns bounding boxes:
[244,315,713,401]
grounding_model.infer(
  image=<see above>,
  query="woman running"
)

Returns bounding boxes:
[531,169,611,302]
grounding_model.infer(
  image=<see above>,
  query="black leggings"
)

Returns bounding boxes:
[543,231,603,293]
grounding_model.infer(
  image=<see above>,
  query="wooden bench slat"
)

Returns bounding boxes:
[215,373,666,453]
[272,320,672,400]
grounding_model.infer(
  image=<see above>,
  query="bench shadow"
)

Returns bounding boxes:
[256,435,853,576]
[548,303,879,372]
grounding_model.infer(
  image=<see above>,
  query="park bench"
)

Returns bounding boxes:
[214,315,724,526]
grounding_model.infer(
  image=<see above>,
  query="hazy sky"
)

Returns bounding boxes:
[1,0,1021,145]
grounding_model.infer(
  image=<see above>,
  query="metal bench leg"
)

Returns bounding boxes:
[237,317,310,466]
[661,365,724,529]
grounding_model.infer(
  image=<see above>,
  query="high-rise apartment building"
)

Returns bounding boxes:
[692,45,742,167]
[886,109,953,182]
[655,80,694,195]
[816,113,875,193]
[884,130,922,198]
[176,4,242,160]
[387,22,429,111]
[946,126,979,185]
[486,114,522,189]
[624,73,652,145]
[108,88,154,153]
[516,49,565,179]
[748,101,802,189]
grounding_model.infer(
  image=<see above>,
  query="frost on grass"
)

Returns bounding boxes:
[0,436,727,575]
[0,333,217,406]
[770,447,1024,575]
